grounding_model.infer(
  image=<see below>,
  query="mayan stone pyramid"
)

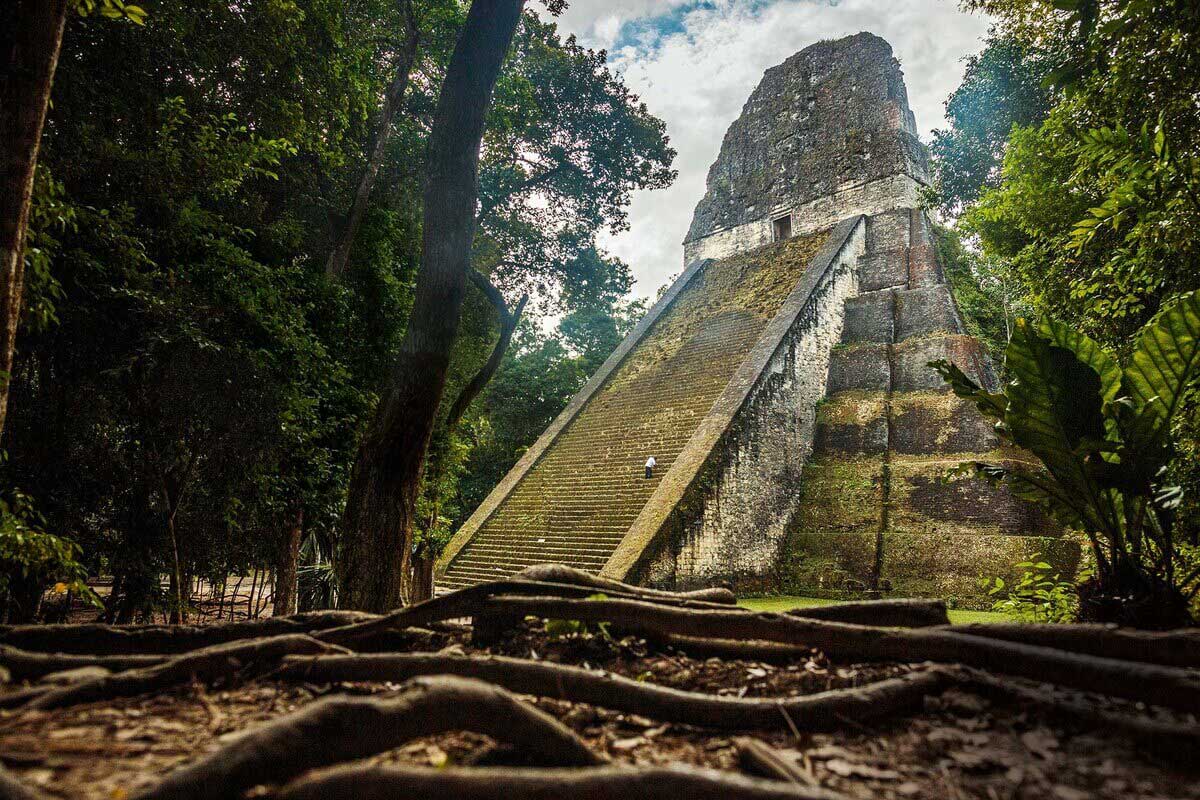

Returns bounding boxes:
[438,32,1078,603]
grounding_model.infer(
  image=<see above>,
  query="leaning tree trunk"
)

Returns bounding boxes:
[0,0,70,442]
[335,0,527,612]
[273,508,304,617]
[324,1,420,280]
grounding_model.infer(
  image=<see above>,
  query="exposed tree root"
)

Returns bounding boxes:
[269,764,850,800]
[468,596,1200,713]
[0,684,52,709]
[0,645,163,681]
[736,737,821,787]
[651,634,817,662]
[317,580,740,648]
[135,676,604,800]
[946,666,1200,765]
[942,623,1200,668]
[274,651,949,731]
[790,599,948,628]
[29,635,349,710]
[0,611,376,655]
[0,765,51,800]
[514,564,737,605]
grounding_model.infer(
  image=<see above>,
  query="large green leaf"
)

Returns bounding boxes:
[1002,318,1117,534]
[928,359,1007,422]
[1036,318,1122,403]
[1124,290,1200,440]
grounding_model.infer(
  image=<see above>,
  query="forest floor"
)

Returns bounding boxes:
[1,617,1196,800]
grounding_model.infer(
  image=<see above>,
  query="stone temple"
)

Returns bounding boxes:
[438,32,1078,603]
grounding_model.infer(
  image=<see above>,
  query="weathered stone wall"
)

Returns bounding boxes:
[780,209,1079,606]
[684,32,929,255]
[683,174,924,264]
[630,220,866,590]
[438,232,829,590]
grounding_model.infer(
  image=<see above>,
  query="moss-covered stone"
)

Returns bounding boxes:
[792,457,883,532]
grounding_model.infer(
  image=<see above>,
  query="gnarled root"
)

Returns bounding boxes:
[275,651,949,731]
[469,595,1200,713]
[515,564,737,605]
[736,738,821,787]
[135,676,604,800]
[0,611,377,655]
[270,764,850,800]
[941,623,1200,668]
[0,645,163,681]
[790,599,948,628]
[944,666,1200,765]
[30,634,348,710]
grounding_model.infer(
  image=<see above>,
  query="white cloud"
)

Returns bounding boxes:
[544,0,991,300]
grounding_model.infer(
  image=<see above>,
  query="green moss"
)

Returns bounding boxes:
[738,596,1013,624]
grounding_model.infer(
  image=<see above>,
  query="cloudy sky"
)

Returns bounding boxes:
[541,0,992,299]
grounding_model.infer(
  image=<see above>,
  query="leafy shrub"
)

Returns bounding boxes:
[297,533,337,611]
[981,556,1078,623]
[0,490,97,622]
[933,291,1200,627]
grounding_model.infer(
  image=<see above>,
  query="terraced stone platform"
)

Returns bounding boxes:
[439,233,829,590]
[439,32,1079,602]
[781,209,1078,601]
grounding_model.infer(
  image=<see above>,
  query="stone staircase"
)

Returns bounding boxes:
[439,233,829,590]
[782,209,1075,601]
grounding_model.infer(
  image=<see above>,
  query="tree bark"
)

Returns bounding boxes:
[273,508,303,617]
[335,0,526,612]
[272,765,848,800]
[135,676,603,800]
[0,0,69,442]
[446,270,527,429]
[324,2,420,280]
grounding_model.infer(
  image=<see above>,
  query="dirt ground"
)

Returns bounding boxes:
[1,620,1197,800]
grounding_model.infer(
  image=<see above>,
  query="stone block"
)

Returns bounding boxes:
[909,208,935,247]
[886,458,1059,537]
[841,291,894,343]
[793,457,884,533]
[827,343,890,392]
[892,334,993,391]
[889,392,999,454]
[866,209,910,254]
[894,285,959,341]
[905,243,944,287]
[857,250,907,292]
[879,531,1080,606]
[779,530,878,594]
[813,392,889,456]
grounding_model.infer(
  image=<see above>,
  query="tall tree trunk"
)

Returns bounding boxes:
[273,507,304,617]
[0,0,70,442]
[335,0,526,612]
[324,2,420,280]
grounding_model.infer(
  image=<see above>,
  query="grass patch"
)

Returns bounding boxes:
[738,596,1013,625]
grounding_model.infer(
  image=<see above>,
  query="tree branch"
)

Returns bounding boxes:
[325,1,421,280]
[444,269,527,430]
[476,161,571,226]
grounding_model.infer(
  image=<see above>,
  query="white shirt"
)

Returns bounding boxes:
[645,456,657,468]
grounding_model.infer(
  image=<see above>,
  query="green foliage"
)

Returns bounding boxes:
[0,488,98,622]
[6,1,672,617]
[933,222,1030,359]
[73,0,146,25]
[981,555,1079,622]
[932,291,1200,624]
[959,0,1200,344]
[931,35,1053,215]
[544,593,612,639]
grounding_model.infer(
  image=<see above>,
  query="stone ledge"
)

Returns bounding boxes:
[780,530,1080,609]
